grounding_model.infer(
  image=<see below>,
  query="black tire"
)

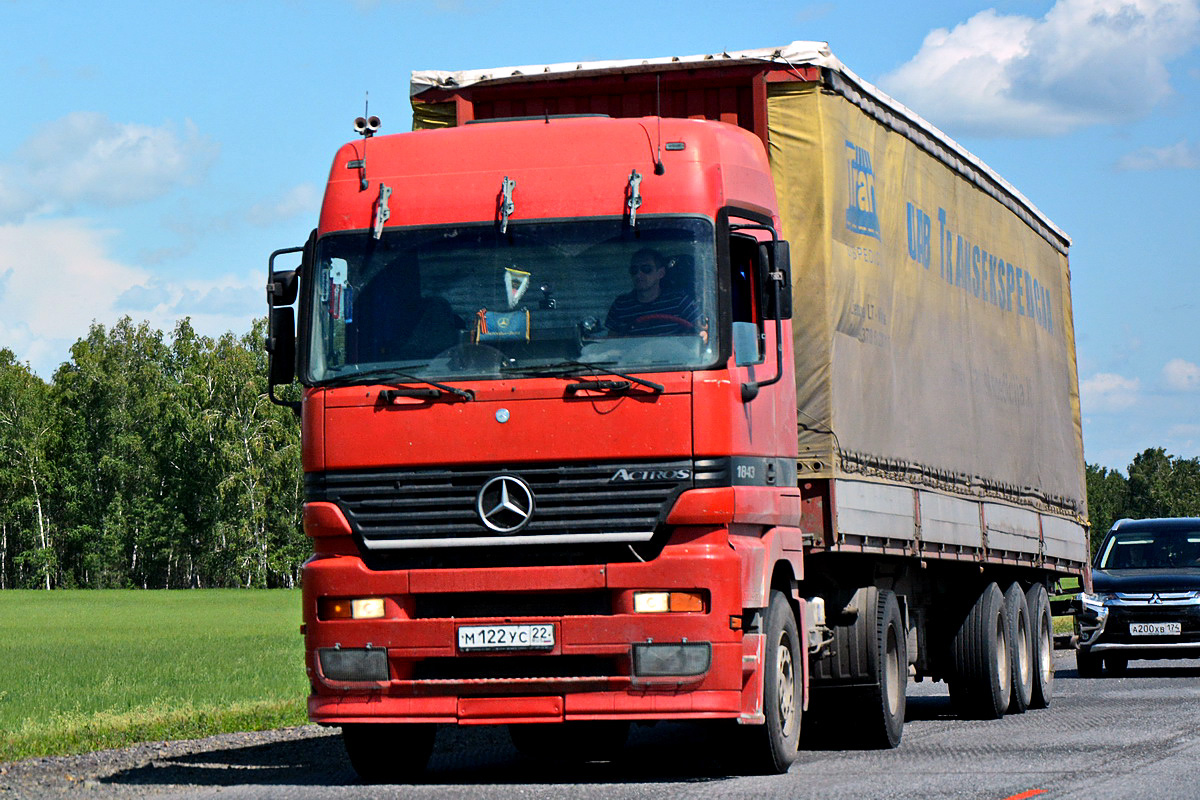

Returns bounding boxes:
[508,721,629,763]
[855,589,907,748]
[740,590,802,774]
[1003,583,1033,715]
[1104,655,1129,677]
[342,723,436,783]
[1024,583,1054,708]
[949,583,1010,720]
[803,587,907,750]
[1076,647,1103,678]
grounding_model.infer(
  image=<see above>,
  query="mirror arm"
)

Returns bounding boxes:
[740,276,785,402]
[740,228,786,403]
[269,383,302,415]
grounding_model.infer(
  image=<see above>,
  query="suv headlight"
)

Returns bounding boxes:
[1080,592,1113,615]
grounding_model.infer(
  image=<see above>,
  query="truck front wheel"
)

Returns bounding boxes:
[741,590,803,774]
[342,723,436,783]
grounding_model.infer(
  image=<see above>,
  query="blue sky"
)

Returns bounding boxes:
[1,0,1197,471]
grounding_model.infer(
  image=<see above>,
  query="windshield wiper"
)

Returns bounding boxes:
[505,360,664,394]
[322,366,474,401]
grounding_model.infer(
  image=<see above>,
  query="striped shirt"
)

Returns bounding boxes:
[605,290,700,336]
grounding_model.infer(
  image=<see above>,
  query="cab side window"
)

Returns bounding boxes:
[730,233,763,364]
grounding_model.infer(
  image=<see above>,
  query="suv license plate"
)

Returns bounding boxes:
[458,624,555,651]
[1130,622,1182,636]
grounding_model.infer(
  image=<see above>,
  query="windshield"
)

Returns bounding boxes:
[305,217,718,383]
[1098,527,1200,569]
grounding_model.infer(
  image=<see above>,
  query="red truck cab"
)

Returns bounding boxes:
[268,114,804,777]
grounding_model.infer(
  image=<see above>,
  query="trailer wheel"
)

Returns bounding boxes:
[855,589,907,748]
[741,590,802,774]
[1024,583,1054,708]
[508,721,629,763]
[1076,647,1103,678]
[342,723,436,783]
[949,582,1010,720]
[1003,583,1033,714]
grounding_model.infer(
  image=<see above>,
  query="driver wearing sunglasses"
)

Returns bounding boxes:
[604,248,700,336]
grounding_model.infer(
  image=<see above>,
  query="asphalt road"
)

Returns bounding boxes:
[5,652,1200,799]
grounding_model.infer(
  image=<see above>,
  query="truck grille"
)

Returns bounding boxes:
[306,459,726,553]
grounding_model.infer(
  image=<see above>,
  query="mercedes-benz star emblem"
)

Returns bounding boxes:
[476,475,535,534]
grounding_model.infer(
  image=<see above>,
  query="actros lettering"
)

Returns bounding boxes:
[610,468,692,482]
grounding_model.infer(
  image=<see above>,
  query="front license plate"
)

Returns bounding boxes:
[457,624,555,651]
[1130,622,1182,636]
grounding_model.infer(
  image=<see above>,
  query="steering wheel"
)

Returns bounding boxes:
[633,313,697,333]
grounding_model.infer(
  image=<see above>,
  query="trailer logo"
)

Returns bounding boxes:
[476,475,535,533]
[845,140,881,241]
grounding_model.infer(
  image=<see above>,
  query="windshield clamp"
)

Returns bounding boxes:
[373,183,392,239]
[627,169,643,227]
[499,176,516,233]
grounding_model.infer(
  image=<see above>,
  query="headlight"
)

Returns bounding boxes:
[318,597,386,620]
[1080,592,1112,614]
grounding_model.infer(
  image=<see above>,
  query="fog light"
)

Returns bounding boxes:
[318,647,388,681]
[633,591,706,613]
[632,642,711,677]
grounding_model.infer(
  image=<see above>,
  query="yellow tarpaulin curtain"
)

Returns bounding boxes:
[768,80,1085,518]
[412,102,457,131]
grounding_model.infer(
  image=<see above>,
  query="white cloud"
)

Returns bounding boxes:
[879,0,1200,137]
[247,183,321,227]
[1116,139,1200,169]
[0,112,217,221]
[1163,357,1200,390]
[0,220,265,378]
[0,219,149,377]
[1081,371,1142,411]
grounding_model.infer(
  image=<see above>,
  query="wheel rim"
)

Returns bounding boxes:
[884,624,903,715]
[776,631,797,735]
[1038,615,1053,686]
[995,612,1010,699]
[1017,611,1031,688]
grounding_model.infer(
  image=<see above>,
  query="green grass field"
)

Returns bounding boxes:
[0,590,307,762]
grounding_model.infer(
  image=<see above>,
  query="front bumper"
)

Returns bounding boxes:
[1077,592,1200,659]
[302,534,758,725]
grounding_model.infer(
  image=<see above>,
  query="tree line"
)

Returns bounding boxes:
[1,314,1196,589]
[1085,448,1200,553]
[0,317,303,590]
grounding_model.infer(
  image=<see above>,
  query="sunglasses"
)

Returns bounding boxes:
[630,263,659,275]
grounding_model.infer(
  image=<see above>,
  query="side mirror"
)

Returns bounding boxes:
[760,240,792,320]
[268,269,298,307]
[267,306,296,386]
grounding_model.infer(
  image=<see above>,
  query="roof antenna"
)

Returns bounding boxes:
[653,74,665,175]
